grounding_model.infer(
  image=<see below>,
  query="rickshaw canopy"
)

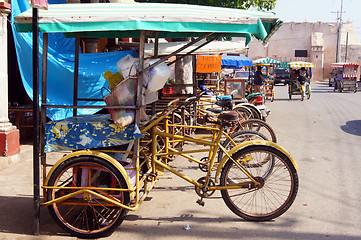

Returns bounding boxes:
[288,61,314,68]
[14,2,282,44]
[330,62,359,68]
[330,62,359,78]
[253,57,281,65]
[13,1,283,120]
[221,55,253,68]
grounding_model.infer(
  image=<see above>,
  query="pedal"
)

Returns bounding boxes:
[196,199,205,206]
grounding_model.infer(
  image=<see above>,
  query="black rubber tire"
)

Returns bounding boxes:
[236,105,262,120]
[239,119,277,143]
[47,156,130,238]
[220,145,298,221]
[233,106,254,121]
[248,106,262,120]
[217,130,268,163]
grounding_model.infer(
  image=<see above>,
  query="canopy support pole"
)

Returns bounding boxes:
[41,33,48,169]
[151,31,159,115]
[32,7,40,236]
[73,33,80,116]
[132,30,146,204]
[192,54,197,126]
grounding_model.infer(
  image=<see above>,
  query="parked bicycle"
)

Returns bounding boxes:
[43,98,299,238]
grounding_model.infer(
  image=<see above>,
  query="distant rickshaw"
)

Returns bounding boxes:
[252,58,281,101]
[288,61,313,101]
[330,62,359,93]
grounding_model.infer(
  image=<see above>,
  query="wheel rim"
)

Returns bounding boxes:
[234,107,253,120]
[49,161,126,235]
[222,149,295,219]
[241,120,277,143]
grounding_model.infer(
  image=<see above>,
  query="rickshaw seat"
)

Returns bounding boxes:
[218,111,240,122]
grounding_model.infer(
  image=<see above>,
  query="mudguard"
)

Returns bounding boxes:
[44,150,134,192]
[215,140,298,181]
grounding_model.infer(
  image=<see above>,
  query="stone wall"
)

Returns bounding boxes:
[247,20,361,81]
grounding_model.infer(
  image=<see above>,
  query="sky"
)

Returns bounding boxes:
[272,0,361,40]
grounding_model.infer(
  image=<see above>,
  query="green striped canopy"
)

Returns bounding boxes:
[14,2,282,44]
[253,57,281,64]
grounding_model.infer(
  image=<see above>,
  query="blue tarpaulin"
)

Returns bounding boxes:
[221,55,253,69]
[11,0,138,120]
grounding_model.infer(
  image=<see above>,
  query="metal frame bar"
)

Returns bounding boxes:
[139,32,213,75]
[32,7,40,235]
[73,33,80,116]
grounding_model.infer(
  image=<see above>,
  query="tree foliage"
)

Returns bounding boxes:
[135,0,277,11]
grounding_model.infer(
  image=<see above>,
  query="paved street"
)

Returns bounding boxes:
[1,82,361,239]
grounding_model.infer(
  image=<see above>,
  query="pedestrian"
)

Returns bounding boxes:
[254,65,265,93]
[334,68,343,91]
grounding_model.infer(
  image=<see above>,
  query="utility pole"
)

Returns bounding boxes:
[335,0,344,62]
[345,32,349,62]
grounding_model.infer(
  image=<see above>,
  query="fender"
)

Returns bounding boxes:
[44,150,134,192]
[215,140,298,181]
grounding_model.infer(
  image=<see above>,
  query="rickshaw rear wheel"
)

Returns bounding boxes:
[220,145,298,221]
[47,156,130,239]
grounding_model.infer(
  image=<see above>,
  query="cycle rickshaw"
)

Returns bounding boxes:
[252,58,281,101]
[288,61,313,100]
[330,62,359,93]
[15,3,298,238]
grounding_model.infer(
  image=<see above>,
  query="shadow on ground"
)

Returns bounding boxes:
[0,195,67,237]
[340,120,361,137]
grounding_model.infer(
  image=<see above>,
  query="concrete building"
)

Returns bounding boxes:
[0,1,20,165]
[247,20,361,81]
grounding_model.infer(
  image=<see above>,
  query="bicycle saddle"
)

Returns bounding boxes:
[218,111,239,122]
